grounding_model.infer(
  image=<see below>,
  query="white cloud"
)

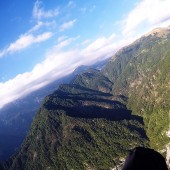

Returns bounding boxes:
[28,21,44,33]
[33,0,59,20]
[0,32,53,58]
[83,34,116,53]
[49,36,79,52]
[0,50,77,109]
[59,19,77,31]
[0,33,127,109]
[122,0,170,36]
[28,21,56,34]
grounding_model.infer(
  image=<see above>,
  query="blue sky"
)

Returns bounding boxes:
[0,0,170,108]
[0,0,138,81]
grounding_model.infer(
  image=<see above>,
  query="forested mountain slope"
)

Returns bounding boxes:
[4,76,148,170]
[102,27,170,150]
[2,26,170,170]
[0,59,108,161]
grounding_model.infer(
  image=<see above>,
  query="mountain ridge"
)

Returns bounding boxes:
[0,59,109,160]
[1,26,170,169]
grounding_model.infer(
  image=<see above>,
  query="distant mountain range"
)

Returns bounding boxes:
[1,26,170,169]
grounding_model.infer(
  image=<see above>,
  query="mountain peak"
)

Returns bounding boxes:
[144,26,170,38]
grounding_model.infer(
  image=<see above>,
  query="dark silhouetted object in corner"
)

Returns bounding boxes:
[122,147,168,170]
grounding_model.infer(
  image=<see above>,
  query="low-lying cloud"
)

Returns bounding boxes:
[0,34,122,109]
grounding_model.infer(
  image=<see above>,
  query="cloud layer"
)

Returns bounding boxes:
[0,33,119,108]
[122,0,170,35]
